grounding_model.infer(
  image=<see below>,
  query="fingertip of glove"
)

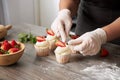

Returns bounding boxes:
[56,33,60,37]
[61,38,66,42]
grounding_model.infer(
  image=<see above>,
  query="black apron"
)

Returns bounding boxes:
[75,0,120,45]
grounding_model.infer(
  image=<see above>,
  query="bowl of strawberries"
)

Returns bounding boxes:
[0,40,25,66]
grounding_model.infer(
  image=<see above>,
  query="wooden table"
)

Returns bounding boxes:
[0,24,120,80]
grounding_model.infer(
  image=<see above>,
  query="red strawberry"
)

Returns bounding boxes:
[1,42,11,51]
[46,29,54,36]
[0,43,1,47]
[8,48,20,54]
[69,35,79,39]
[11,40,18,48]
[55,40,66,47]
[36,36,46,42]
[0,51,3,55]
[2,40,9,45]
[100,48,109,57]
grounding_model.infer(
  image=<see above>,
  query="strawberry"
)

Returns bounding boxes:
[55,40,66,47]
[0,43,1,47]
[0,51,3,55]
[8,48,20,54]
[100,48,109,57]
[36,36,46,42]
[1,41,11,51]
[69,35,79,39]
[11,40,18,47]
[46,29,54,36]
[2,40,9,45]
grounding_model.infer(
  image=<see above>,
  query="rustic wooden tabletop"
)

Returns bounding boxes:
[0,24,120,80]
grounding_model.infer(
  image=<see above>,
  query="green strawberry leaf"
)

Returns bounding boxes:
[18,32,36,44]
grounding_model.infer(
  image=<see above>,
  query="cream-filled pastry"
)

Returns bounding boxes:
[54,41,72,64]
[34,36,50,56]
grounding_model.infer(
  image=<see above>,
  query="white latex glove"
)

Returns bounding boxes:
[51,9,72,42]
[68,28,107,56]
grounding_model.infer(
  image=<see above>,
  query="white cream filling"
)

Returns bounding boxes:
[35,41,49,47]
[54,45,71,55]
[46,35,57,41]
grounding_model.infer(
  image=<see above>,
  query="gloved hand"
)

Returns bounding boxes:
[68,28,107,56]
[51,9,72,42]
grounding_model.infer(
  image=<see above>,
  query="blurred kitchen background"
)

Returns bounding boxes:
[0,0,59,27]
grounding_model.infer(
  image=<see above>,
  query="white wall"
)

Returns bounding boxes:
[3,0,35,25]
[2,0,59,27]
[39,0,59,27]
[0,0,5,24]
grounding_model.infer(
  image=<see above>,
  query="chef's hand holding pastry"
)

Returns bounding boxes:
[68,18,120,56]
[68,28,107,56]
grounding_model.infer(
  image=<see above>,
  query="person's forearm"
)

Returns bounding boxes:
[102,17,120,41]
[59,0,80,17]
